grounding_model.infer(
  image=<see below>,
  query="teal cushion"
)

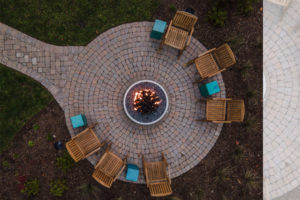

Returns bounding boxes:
[206,81,220,95]
[126,164,139,182]
[70,114,87,129]
[150,19,167,40]
[199,81,220,97]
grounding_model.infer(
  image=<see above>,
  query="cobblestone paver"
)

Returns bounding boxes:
[0,23,84,106]
[0,22,226,183]
[264,0,300,199]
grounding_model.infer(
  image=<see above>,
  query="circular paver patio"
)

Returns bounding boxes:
[63,22,226,183]
[264,0,300,199]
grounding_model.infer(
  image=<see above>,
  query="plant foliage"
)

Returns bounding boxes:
[56,151,75,172]
[206,7,227,27]
[50,179,68,197]
[21,179,40,196]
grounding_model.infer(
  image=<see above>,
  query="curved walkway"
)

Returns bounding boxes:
[0,22,225,183]
[264,0,300,199]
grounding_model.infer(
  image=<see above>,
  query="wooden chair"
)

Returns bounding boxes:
[159,11,198,58]
[199,98,245,123]
[66,127,104,162]
[184,43,236,82]
[92,145,127,188]
[142,153,172,197]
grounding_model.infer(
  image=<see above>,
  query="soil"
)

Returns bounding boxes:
[0,0,263,199]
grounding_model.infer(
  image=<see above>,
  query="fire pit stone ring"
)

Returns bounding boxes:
[123,80,168,125]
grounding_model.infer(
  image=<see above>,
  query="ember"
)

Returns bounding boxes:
[133,89,161,114]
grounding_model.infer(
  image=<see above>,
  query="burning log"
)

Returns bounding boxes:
[134,89,161,114]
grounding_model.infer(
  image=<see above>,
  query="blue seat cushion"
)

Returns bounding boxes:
[126,164,139,182]
[70,114,87,129]
[199,81,220,97]
[150,19,167,40]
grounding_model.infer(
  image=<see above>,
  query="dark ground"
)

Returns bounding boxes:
[0,0,262,199]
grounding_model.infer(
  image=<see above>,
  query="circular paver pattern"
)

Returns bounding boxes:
[63,22,225,183]
[264,1,300,199]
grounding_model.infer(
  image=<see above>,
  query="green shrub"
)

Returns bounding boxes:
[21,179,40,196]
[240,62,253,79]
[169,3,177,13]
[226,36,244,50]
[2,160,10,168]
[28,140,34,147]
[214,167,232,184]
[46,133,54,142]
[32,124,40,132]
[56,151,74,172]
[247,87,257,99]
[206,7,227,27]
[50,179,68,197]
[238,0,256,15]
[232,145,246,163]
[13,153,20,160]
[76,183,101,196]
[244,170,260,192]
[244,116,257,133]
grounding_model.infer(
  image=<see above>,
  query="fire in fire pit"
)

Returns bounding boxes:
[123,80,168,125]
[133,89,161,114]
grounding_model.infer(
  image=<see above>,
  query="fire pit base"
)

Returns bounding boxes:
[123,80,168,125]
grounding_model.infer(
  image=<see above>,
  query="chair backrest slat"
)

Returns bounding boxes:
[213,43,236,69]
[173,11,198,32]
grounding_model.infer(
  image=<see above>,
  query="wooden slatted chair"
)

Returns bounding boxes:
[184,43,236,82]
[159,11,198,58]
[199,98,245,123]
[142,153,172,197]
[92,145,127,188]
[66,127,104,162]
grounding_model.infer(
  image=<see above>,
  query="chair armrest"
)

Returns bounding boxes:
[84,146,101,158]
[114,162,126,181]
[167,165,171,184]
[198,48,216,57]
[212,120,232,123]
[186,27,194,47]
[207,68,226,78]
[95,152,108,169]
[164,20,173,40]
[211,98,232,100]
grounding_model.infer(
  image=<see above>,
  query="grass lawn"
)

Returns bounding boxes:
[0,65,53,153]
[0,0,159,152]
[0,0,159,45]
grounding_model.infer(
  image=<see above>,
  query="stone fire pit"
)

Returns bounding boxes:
[123,80,168,125]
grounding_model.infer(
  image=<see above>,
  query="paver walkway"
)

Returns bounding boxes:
[264,0,300,199]
[0,22,225,183]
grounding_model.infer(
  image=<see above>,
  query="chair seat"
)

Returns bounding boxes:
[149,182,173,197]
[227,100,245,122]
[145,162,168,182]
[74,129,101,155]
[195,54,219,79]
[97,152,124,177]
[206,100,226,121]
[164,26,189,50]
[66,140,84,162]
[92,168,114,188]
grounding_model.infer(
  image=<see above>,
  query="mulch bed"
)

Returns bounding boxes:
[0,0,262,199]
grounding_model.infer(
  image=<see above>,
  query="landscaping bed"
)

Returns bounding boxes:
[0,0,262,199]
